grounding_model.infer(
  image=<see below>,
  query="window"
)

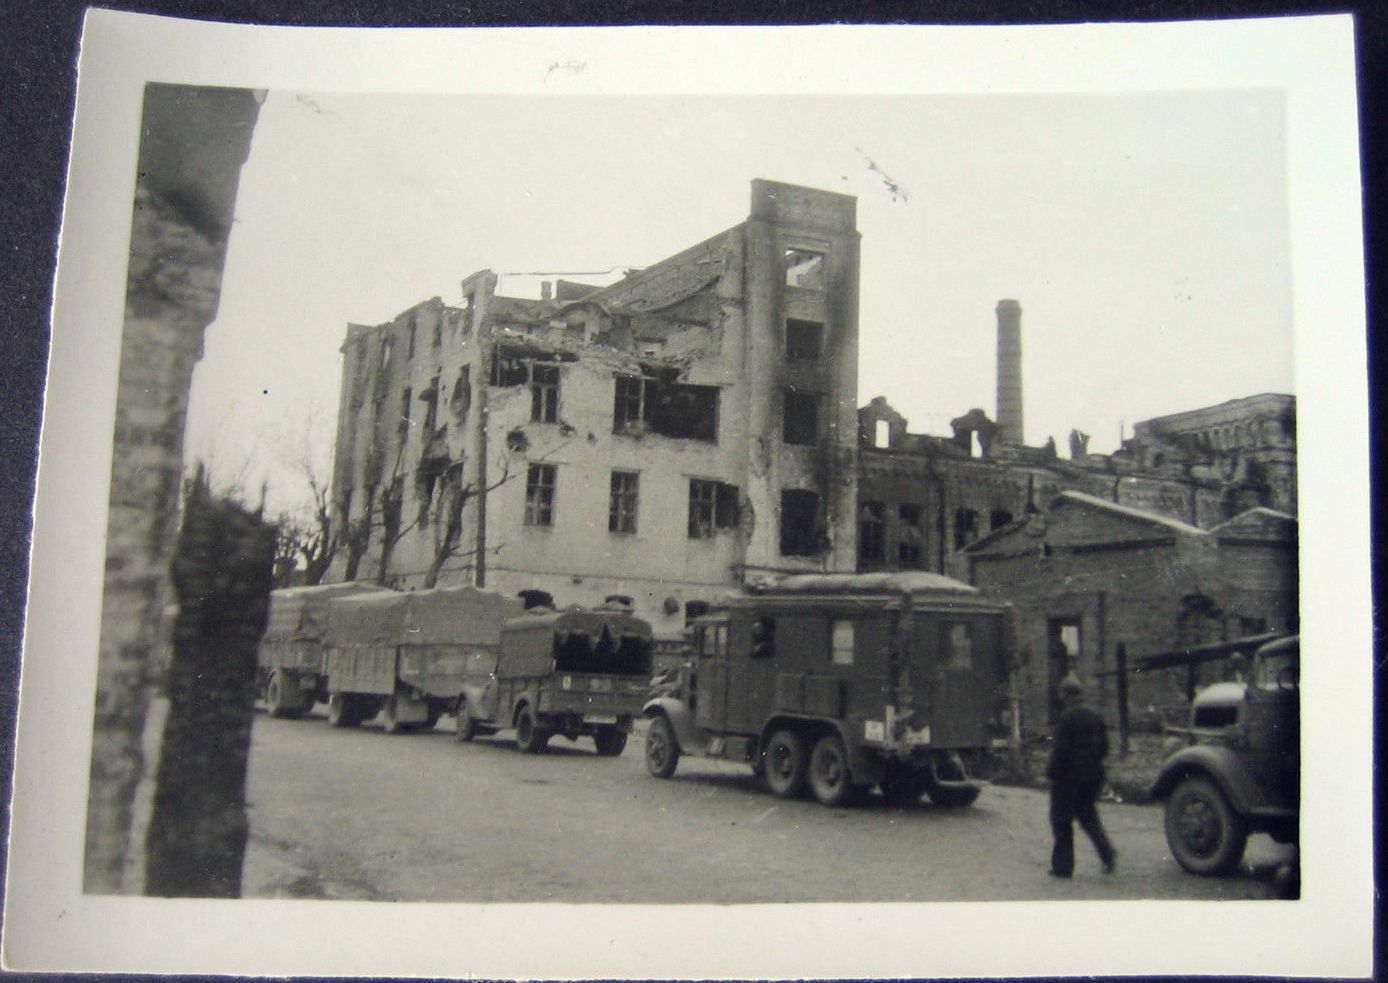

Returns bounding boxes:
[780,489,821,556]
[462,293,475,336]
[613,374,719,442]
[407,315,416,359]
[785,318,824,361]
[943,622,974,670]
[531,363,560,422]
[899,503,923,566]
[783,390,819,446]
[684,600,710,625]
[525,464,556,527]
[989,509,1013,531]
[858,501,885,564]
[432,316,442,349]
[784,248,826,289]
[751,617,776,658]
[953,508,979,550]
[398,386,412,439]
[450,364,471,420]
[688,479,740,538]
[421,376,440,431]
[874,419,890,448]
[609,471,639,534]
[831,620,855,665]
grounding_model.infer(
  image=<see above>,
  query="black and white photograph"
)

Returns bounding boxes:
[1,9,1373,979]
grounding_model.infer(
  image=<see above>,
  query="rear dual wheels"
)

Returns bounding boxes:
[808,734,862,807]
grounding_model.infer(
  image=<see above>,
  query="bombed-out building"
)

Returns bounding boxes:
[329,179,861,636]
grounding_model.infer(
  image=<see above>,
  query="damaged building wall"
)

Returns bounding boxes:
[327,180,862,637]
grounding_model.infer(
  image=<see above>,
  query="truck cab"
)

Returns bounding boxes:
[643,572,1015,807]
[1151,635,1299,875]
[456,600,654,756]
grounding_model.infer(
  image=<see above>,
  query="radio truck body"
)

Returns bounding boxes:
[643,572,1016,807]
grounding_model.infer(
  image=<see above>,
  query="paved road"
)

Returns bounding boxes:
[242,710,1293,903]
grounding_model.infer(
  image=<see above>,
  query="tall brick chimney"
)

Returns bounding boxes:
[995,299,1024,446]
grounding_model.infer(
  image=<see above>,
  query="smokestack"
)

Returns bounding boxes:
[995,299,1023,446]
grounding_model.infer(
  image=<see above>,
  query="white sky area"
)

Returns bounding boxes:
[186,89,1292,516]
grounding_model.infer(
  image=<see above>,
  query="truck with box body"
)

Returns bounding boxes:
[642,572,1016,807]
[455,601,654,755]
[257,582,388,718]
[320,585,524,733]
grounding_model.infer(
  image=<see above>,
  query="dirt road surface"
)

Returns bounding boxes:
[242,711,1293,903]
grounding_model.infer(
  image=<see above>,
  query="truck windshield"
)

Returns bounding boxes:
[554,628,652,676]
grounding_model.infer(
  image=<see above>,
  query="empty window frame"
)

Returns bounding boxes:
[525,464,557,527]
[783,390,820,446]
[989,509,1014,531]
[609,471,639,534]
[780,488,821,556]
[953,508,979,551]
[784,248,826,289]
[898,503,924,566]
[858,501,885,564]
[531,363,560,423]
[830,620,855,665]
[785,318,824,361]
[613,374,718,443]
[688,479,740,538]
[421,375,440,432]
[398,386,413,439]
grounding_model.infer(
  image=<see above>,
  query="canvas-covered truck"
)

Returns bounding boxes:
[258,582,388,718]
[455,600,654,755]
[642,572,1016,808]
[320,585,524,733]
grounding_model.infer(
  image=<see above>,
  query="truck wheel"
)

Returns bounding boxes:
[380,696,410,735]
[645,715,680,778]
[923,778,981,808]
[515,706,549,754]
[454,710,478,743]
[327,693,358,729]
[265,671,301,720]
[1165,775,1248,875]
[809,734,858,807]
[593,728,628,757]
[424,703,444,730]
[763,729,809,799]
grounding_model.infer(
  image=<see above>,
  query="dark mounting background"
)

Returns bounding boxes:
[1,2,1382,983]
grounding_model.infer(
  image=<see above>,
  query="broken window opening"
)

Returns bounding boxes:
[989,509,1014,531]
[858,501,885,564]
[785,318,825,361]
[380,335,394,373]
[462,294,475,337]
[407,316,417,360]
[398,386,412,440]
[531,363,560,423]
[450,364,471,422]
[432,316,443,349]
[489,347,530,387]
[780,488,822,557]
[614,374,718,443]
[783,390,820,446]
[420,376,440,432]
[524,464,556,527]
[898,503,924,567]
[953,508,979,551]
[688,479,740,539]
[609,471,639,534]
[874,420,890,449]
[784,248,826,290]
[416,470,437,528]
[684,600,710,625]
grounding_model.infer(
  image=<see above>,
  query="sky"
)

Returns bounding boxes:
[185,88,1292,516]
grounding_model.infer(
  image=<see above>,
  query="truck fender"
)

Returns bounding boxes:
[510,691,541,727]
[1149,743,1271,815]
[643,697,700,754]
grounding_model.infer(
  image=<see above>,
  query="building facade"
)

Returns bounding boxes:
[329,180,861,637]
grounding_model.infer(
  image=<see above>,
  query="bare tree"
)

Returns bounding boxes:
[420,455,518,588]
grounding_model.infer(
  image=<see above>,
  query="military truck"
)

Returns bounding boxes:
[455,599,654,755]
[642,572,1016,807]
[1151,634,1299,875]
[257,582,387,718]
[320,585,524,733]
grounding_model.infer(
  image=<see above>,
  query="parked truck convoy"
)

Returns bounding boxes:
[642,572,1017,808]
[454,599,654,755]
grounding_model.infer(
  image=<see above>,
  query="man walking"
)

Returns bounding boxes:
[1046,674,1117,878]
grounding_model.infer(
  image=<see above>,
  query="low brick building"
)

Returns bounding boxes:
[956,491,1297,736]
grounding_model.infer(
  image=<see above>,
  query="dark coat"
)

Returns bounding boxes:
[1046,703,1109,789]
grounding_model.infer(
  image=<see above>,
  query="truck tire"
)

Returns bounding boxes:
[763,729,809,799]
[645,715,680,778]
[380,696,410,735]
[922,777,981,808]
[454,710,478,743]
[515,706,550,754]
[593,728,628,757]
[424,702,444,730]
[808,734,859,807]
[327,693,360,728]
[1164,775,1248,875]
[265,671,303,720]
